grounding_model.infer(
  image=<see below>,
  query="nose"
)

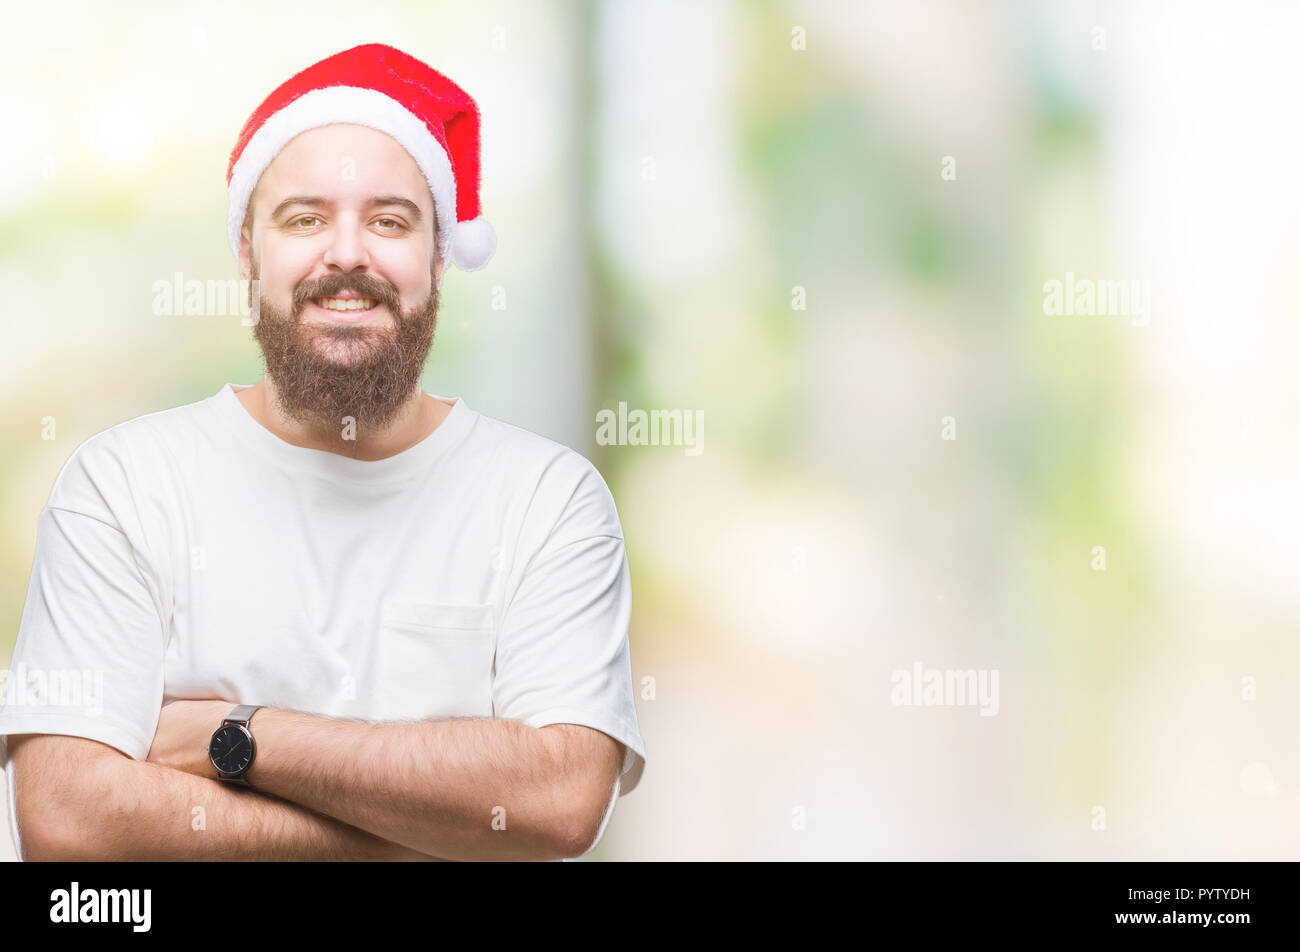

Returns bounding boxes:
[320,213,371,273]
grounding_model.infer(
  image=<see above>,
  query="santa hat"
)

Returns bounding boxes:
[226,43,496,272]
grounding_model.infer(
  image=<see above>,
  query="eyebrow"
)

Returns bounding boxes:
[269,195,425,225]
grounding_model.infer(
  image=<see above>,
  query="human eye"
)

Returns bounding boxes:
[289,214,321,228]
[375,217,406,231]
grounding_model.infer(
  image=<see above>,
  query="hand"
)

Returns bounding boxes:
[147,699,240,779]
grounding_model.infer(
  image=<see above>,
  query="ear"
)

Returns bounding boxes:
[239,228,254,282]
[434,249,445,292]
[238,188,257,281]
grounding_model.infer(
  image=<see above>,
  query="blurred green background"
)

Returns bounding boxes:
[3,0,1300,860]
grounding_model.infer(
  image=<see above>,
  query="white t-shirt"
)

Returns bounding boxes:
[0,382,646,860]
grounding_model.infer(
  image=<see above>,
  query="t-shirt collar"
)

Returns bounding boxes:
[211,381,474,484]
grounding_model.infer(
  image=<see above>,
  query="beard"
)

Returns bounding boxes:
[248,267,438,434]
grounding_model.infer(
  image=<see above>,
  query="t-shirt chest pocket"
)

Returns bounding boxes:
[375,598,496,721]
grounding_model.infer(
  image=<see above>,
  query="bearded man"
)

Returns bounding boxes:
[0,43,645,863]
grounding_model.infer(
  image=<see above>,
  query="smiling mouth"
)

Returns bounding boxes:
[313,296,378,312]
[307,296,385,322]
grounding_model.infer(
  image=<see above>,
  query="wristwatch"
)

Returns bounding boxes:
[208,704,262,786]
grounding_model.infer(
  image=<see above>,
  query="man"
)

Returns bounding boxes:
[0,43,646,862]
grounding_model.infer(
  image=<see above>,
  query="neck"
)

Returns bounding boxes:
[235,377,450,461]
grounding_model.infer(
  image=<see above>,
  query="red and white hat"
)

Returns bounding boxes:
[226,43,496,272]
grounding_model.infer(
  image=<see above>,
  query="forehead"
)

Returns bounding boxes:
[253,123,431,212]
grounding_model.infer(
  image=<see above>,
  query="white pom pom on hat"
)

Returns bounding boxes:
[226,43,496,272]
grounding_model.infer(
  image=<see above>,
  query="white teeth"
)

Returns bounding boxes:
[317,297,375,311]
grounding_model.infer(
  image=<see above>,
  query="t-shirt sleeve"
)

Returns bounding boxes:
[492,453,647,811]
[0,438,168,766]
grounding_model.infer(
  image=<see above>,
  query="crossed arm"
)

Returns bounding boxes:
[8,703,624,862]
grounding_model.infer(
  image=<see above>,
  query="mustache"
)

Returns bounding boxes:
[291,274,401,314]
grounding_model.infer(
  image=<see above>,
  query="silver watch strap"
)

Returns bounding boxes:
[223,703,261,727]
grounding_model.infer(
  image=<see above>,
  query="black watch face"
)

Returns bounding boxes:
[209,724,254,774]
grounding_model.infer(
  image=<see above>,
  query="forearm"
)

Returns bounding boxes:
[243,711,579,861]
[40,757,444,861]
